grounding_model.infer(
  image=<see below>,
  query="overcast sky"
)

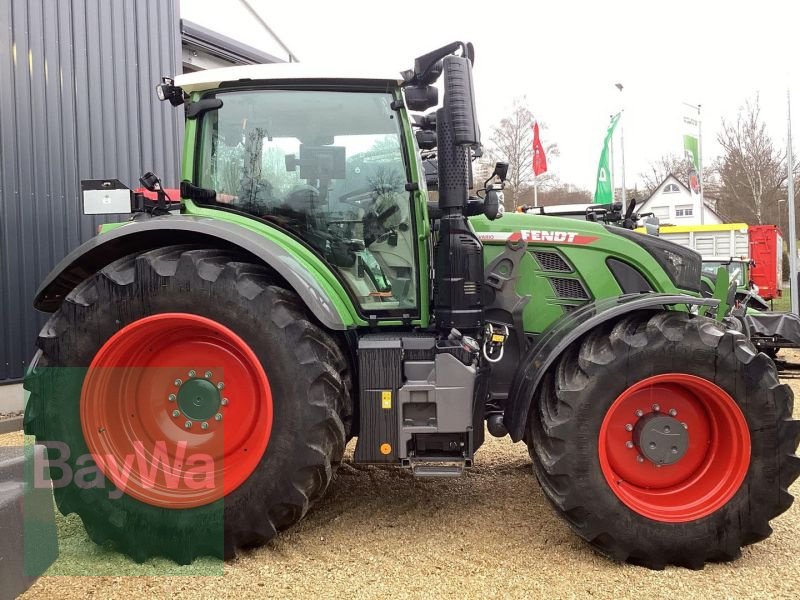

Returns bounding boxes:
[254,0,800,192]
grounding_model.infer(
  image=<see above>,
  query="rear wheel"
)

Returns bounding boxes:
[24,246,352,563]
[527,310,800,569]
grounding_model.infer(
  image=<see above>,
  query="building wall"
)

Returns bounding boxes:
[640,176,722,226]
[0,0,183,381]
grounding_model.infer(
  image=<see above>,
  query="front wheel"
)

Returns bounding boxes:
[527,310,800,569]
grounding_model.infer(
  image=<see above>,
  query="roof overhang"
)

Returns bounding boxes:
[181,19,284,66]
[174,63,404,94]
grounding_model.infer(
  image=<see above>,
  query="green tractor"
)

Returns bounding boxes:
[24,43,799,569]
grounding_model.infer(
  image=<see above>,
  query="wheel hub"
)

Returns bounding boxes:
[633,413,688,465]
[176,377,221,421]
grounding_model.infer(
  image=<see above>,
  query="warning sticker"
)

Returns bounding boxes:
[381,390,392,409]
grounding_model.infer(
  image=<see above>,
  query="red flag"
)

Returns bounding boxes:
[532,122,547,176]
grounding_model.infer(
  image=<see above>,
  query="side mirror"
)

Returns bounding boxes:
[491,161,509,183]
[644,216,660,236]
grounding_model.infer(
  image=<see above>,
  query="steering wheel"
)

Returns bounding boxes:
[339,186,378,207]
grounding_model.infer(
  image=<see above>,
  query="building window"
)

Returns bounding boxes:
[663,183,680,193]
[651,206,669,219]
[675,205,694,217]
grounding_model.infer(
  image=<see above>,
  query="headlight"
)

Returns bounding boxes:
[608,227,702,293]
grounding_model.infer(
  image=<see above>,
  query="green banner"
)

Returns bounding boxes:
[683,134,699,170]
[594,113,620,204]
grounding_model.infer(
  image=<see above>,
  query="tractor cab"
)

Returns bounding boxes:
[180,74,419,311]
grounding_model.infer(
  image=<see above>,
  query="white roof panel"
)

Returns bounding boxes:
[174,63,403,93]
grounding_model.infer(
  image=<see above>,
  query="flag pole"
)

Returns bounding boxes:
[534,176,538,208]
[609,115,615,204]
[698,104,705,225]
[787,89,798,315]
[615,83,626,211]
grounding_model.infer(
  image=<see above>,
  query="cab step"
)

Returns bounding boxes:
[407,458,471,478]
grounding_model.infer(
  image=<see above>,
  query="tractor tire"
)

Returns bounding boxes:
[24,245,352,563]
[527,310,800,569]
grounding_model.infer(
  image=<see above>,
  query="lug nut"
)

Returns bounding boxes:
[201,422,209,430]
[626,441,634,449]
[635,409,644,417]
[671,446,679,454]
[649,442,657,450]
[668,408,677,417]
[636,455,644,463]
[217,382,225,390]
[168,394,176,402]
[172,410,180,418]
[652,404,660,412]
[215,413,223,421]
[189,370,196,378]
[656,463,662,468]
[681,422,688,430]
[205,371,213,379]
[663,425,671,433]
[174,378,183,387]
[184,421,192,429]
[221,398,229,406]
[625,423,633,432]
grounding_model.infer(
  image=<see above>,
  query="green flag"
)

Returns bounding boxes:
[683,134,699,170]
[594,113,620,204]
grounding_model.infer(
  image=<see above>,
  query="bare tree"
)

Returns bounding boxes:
[521,184,592,207]
[714,97,787,225]
[639,154,699,197]
[487,97,559,209]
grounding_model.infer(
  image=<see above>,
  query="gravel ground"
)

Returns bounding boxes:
[3,358,799,600]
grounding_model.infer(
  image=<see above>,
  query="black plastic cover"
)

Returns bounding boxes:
[433,214,484,332]
[608,226,701,293]
[745,312,800,346]
[607,258,653,293]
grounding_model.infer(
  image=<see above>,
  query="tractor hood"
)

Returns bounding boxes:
[470,212,607,246]
[470,213,702,294]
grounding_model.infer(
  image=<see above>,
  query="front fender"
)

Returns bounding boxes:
[504,293,720,442]
[34,215,360,330]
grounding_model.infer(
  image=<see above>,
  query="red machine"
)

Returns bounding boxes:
[749,224,783,300]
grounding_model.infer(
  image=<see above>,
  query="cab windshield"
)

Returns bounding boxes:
[702,261,747,288]
[196,89,416,311]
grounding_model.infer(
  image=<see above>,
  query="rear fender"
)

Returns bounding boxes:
[34,215,358,330]
[503,293,720,442]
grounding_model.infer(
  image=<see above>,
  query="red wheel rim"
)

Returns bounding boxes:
[598,373,750,522]
[81,313,272,508]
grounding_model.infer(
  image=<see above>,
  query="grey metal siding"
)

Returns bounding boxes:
[0,0,183,381]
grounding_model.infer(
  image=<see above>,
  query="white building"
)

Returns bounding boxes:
[637,174,723,226]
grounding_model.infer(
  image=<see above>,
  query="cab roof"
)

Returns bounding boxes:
[174,63,404,93]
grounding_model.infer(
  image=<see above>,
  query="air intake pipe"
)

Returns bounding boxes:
[433,55,484,333]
